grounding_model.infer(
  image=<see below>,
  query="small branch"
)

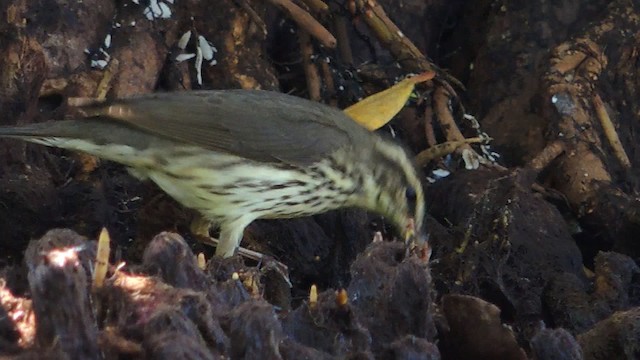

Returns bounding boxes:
[266,0,336,48]
[353,0,434,73]
[593,93,631,169]
[235,0,267,34]
[299,0,329,13]
[526,140,566,172]
[415,137,486,167]
[95,58,119,100]
[423,103,437,147]
[299,31,322,101]
[320,60,337,106]
[333,15,354,66]
[432,86,496,169]
[433,87,469,146]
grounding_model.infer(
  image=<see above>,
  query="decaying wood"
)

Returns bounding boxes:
[540,0,640,260]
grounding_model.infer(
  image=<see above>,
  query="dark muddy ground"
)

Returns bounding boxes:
[0,0,639,359]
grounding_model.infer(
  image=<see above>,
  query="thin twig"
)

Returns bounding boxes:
[423,104,437,147]
[299,31,322,101]
[593,93,631,169]
[235,0,267,34]
[354,0,434,73]
[526,140,566,171]
[320,60,337,106]
[299,0,329,13]
[433,87,468,146]
[333,15,354,66]
[95,59,119,100]
[266,0,336,48]
[415,137,486,167]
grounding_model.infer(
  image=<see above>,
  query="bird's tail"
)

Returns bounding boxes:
[0,120,108,141]
[0,122,83,151]
[0,120,151,165]
[0,123,58,139]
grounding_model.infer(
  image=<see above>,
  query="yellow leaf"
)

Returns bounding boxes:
[344,71,435,130]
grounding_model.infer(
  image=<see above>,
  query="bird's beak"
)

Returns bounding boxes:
[404,218,416,243]
[405,218,431,262]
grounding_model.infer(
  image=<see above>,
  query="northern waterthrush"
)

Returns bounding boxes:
[0,90,426,258]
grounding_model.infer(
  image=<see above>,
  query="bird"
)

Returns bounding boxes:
[0,90,427,258]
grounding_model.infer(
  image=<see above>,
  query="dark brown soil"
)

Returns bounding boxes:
[0,0,639,359]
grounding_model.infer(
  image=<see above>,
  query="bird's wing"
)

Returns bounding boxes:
[80,90,371,166]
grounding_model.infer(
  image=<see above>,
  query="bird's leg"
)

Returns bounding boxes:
[216,219,251,258]
[189,215,290,285]
[189,214,215,241]
[189,215,259,259]
[198,235,271,263]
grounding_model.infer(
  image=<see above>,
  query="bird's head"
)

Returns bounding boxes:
[351,138,427,255]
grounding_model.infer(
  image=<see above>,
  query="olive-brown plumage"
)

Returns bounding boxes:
[0,90,426,257]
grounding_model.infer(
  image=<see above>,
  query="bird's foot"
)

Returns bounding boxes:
[189,216,290,285]
[194,234,291,287]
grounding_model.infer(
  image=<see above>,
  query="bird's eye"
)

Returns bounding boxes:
[405,187,417,202]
